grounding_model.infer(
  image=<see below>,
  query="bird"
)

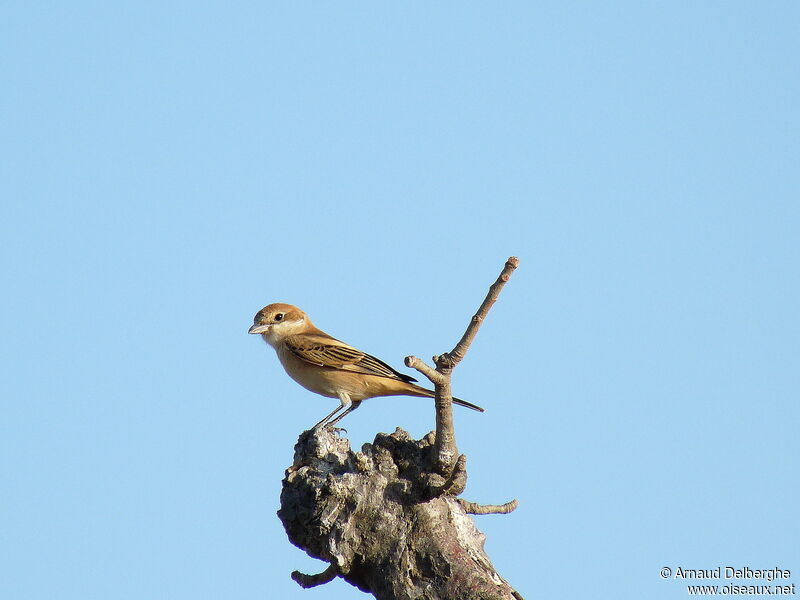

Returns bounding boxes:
[248,303,484,429]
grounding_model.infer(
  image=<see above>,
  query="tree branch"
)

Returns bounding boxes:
[458,498,519,515]
[406,256,520,474]
[438,256,520,369]
[291,564,337,588]
[403,355,445,386]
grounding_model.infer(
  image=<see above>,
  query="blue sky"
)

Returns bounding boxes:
[2,3,798,599]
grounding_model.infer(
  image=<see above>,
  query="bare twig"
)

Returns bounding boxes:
[458,498,519,515]
[291,563,337,588]
[404,355,445,386]
[406,256,520,476]
[438,256,520,369]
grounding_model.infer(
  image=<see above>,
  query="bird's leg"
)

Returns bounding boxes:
[312,392,352,430]
[327,398,362,427]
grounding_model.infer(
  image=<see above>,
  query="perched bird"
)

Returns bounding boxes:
[248,303,484,428]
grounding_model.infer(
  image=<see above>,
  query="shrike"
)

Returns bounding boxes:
[248,303,484,428]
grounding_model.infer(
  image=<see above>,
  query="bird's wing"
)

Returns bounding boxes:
[283,334,417,383]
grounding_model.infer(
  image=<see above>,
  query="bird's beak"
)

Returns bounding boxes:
[248,323,270,335]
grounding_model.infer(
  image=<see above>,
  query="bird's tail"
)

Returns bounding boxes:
[408,384,485,413]
[452,396,485,412]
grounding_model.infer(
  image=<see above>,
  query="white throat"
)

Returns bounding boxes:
[261,318,307,348]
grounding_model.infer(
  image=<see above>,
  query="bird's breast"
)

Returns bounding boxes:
[274,345,368,399]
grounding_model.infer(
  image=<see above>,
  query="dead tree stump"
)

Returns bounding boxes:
[279,426,523,600]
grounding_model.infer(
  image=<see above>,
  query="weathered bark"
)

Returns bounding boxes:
[279,426,523,600]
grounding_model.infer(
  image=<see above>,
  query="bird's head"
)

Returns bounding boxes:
[248,303,309,346]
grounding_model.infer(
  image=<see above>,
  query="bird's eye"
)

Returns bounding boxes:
[274,313,284,322]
